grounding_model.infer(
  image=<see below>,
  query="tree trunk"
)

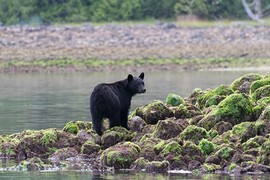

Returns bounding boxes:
[242,0,262,21]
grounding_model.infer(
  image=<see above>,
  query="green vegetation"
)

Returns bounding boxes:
[2,0,270,25]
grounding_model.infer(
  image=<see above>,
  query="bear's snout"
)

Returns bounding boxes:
[141,89,146,93]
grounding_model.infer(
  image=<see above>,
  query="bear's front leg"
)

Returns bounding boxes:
[120,110,130,130]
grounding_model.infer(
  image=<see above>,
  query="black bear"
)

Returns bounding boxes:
[90,73,146,136]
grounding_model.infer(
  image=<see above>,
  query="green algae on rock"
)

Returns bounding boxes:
[179,125,209,144]
[100,142,140,170]
[62,121,91,135]
[250,78,270,95]
[252,85,270,101]
[132,100,174,124]
[165,93,185,106]
[198,93,254,130]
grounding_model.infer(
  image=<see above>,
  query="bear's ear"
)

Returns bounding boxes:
[128,74,134,82]
[139,72,144,80]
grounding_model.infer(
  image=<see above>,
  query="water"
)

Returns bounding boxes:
[0,70,269,179]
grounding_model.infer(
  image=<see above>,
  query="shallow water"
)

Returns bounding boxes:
[0,70,269,178]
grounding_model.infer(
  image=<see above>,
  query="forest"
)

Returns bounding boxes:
[0,0,270,25]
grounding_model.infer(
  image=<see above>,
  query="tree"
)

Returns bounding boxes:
[242,0,270,21]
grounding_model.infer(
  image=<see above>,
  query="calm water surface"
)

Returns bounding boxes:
[0,71,268,134]
[0,70,269,179]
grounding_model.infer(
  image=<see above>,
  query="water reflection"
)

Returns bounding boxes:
[0,71,268,134]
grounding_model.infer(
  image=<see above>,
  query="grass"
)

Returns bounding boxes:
[0,58,270,72]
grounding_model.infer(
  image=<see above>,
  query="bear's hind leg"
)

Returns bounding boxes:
[120,110,130,130]
[91,114,103,136]
[108,113,121,129]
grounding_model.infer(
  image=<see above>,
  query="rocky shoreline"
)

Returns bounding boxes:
[1,73,270,174]
[0,23,270,72]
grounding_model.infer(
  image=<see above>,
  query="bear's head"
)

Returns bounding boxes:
[127,72,146,95]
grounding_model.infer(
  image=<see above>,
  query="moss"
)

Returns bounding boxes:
[260,105,270,120]
[182,141,202,157]
[145,160,170,173]
[19,157,46,171]
[179,125,209,144]
[251,85,270,101]
[199,139,215,155]
[166,93,184,106]
[81,140,101,155]
[153,140,166,154]
[253,104,266,120]
[215,146,234,160]
[208,129,218,138]
[196,85,233,109]
[40,128,57,145]
[160,141,182,157]
[62,121,91,135]
[202,163,221,172]
[101,142,140,170]
[198,93,254,130]
[250,78,270,95]
[231,122,256,143]
[257,97,270,105]
[230,73,262,94]
[242,137,262,151]
[228,162,237,172]
[132,100,174,124]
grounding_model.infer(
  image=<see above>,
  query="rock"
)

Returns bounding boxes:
[242,136,266,151]
[205,155,220,164]
[160,141,182,157]
[132,100,174,124]
[139,137,162,161]
[182,141,203,159]
[62,121,91,135]
[129,116,146,132]
[130,157,149,172]
[250,77,270,95]
[179,125,209,144]
[215,146,234,161]
[81,140,101,155]
[145,160,170,173]
[199,139,215,155]
[101,126,134,149]
[165,93,184,106]
[252,85,270,101]
[17,157,47,171]
[198,94,254,130]
[213,121,233,135]
[100,142,140,170]
[231,122,257,143]
[50,147,78,163]
[230,73,262,94]
[152,118,188,140]
[201,163,222,173]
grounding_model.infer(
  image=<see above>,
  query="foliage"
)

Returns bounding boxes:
[1,0,269,25]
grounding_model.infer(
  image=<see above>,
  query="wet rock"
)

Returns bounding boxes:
[205,155,220,164]
[252,85,270,101]
[179,125,209,144]
[213,121,233,135]
[62,121,91,135]
[129,116,146,132]
[132,100,174,124]
[242,136,266,151]
[130,157,149,172]
[77,130,101,145]
[81,140,101,155]
[152,118,188,140]
[50,147,78,163]
[174,103,202,119]
[165,93,184,106]
[231,122,257,143]
[100,142,140,170]
[182,141,203,160]
[139,137,162,161]
[201,163,222,173]
[198,94,254,130]
[250,77,270,95]
[215,146,234,161]
[199,139,215,156]
[230,73,262,94]
[160,141,182,157]
[145,160,170,173]
[16,157,47,171]
[101,126,134,149]
[196,85,233,109]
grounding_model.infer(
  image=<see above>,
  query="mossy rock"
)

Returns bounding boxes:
[145,160,170,173]
[132,100,174,124]
[242,136,266,151]
[253,104,267,120]
[196,85,234,109]
[62,121,91,135]
[160,141,182,157]
[152,118,188,140]
[230,73,262,94]
[166,93,185,106]
[213,121,233,135]
[101,126,134,149]
[231,122,257,143]
[198,94,254,130]
[250,77,270,95]
[81,139,101,155]
[188,88,203,105]
[215,146,234,161]
[257,97,270,105]
[251,85,270,101]
[179,125,209,144]
[199,139,215,155]
[17,157,47,171]
[259,105,270,120]
[201,163,222,173]
[182,141,202,157]
[50,147,78,162]
[258,140,270,165]
[139,137,163,161]
[174,103,202,119]
[100,142,140,170]
[130,157,149,172]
